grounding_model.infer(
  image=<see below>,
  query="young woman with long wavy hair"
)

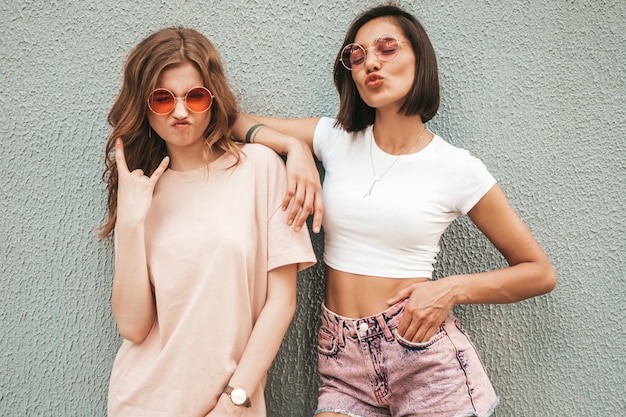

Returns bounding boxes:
[100,27,315,417]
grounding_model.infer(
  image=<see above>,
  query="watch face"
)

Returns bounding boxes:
[231,388,247,405]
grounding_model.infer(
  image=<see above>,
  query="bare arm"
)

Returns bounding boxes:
[233,115,324,233]
[232,114,319,151]
[111,139,169,343]
[206,264,298,415]
[458,184,557,303]
[389,185,557,342]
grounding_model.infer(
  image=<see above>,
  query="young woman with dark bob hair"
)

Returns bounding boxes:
[235,4,556,416]
[100,27,315,416]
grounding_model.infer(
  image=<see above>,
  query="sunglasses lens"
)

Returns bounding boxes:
[186,87,213,112]
[148,89,175,114]
[375,37,399,60]
[341,44,365,69]
[340,36,400,70]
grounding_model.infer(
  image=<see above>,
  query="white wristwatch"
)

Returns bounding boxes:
[223,385,252,408]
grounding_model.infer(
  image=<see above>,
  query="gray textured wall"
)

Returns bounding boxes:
[1,1,624,416]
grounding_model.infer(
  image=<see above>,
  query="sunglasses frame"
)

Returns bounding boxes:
[339,34,409,71]
[147,86,214,115]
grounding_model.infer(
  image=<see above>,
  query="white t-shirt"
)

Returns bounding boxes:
[313,117,496,278]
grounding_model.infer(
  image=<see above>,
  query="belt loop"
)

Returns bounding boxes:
[337,318,346,347]
[375,315,394,342]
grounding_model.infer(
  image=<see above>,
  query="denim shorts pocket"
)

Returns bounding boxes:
[393,328,446,350]
[317,326,339,356]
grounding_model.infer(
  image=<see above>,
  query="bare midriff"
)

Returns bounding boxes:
[324,266,430,319]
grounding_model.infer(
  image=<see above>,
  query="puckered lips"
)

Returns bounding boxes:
[365,73,384,88]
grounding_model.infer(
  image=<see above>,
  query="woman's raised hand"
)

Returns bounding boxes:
[114,138,170,227]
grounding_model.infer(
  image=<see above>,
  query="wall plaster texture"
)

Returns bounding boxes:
[0,1,624,416]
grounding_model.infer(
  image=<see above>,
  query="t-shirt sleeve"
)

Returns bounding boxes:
[263,150,316,272]
[268,207,316,272]
[313,117,343,163]
[454,150,497,214]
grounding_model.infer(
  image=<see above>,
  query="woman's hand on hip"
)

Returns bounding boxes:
[388,278,458,343]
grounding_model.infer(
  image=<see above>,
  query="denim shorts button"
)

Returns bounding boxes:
[359,322,369,332]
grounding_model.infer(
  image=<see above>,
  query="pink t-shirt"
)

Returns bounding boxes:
[107,144,316,417]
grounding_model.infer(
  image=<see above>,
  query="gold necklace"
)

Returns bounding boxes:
[363,127,427,198]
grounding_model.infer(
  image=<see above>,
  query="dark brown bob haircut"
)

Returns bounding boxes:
[333,4,440,132]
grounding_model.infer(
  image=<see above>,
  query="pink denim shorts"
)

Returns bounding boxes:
[315,300,499,417]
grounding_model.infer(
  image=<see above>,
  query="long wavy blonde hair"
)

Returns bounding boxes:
[98,27,241,238]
